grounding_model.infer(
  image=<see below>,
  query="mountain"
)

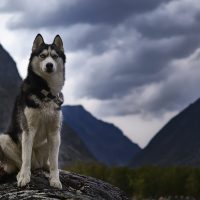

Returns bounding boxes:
[0,44,21,131]
[0,44,94,166]
[131,98,200,167]
[62,105,141,166]
[59,122,96,167]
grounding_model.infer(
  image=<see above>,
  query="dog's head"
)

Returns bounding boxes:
[29,34,66,78]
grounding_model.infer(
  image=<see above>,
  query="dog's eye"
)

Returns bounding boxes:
[40,54,46,58]
[52,54,58,59]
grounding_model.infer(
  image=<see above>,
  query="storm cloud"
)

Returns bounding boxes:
[5,0,169,28]
[1,0,200,118]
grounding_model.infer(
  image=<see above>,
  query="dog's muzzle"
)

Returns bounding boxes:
[46,63,54,73]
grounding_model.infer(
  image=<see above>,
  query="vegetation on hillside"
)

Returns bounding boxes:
[66,163,200,198]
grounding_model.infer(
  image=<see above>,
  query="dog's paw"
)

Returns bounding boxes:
[50,178,62,189]
[17,171,31,187]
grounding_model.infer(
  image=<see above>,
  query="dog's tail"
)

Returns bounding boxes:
[0,134,21,174]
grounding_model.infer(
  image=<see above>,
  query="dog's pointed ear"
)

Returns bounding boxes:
[32,34,44,52]
[53,35,64,52]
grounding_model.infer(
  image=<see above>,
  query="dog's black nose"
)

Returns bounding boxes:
[46,63,53,73]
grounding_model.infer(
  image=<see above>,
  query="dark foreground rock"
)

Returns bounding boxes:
[0,169,128,200]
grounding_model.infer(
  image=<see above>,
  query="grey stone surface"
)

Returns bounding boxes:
[0,169,128,200]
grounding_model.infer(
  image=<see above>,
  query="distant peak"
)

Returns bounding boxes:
[62,104,85,110]
[0,43,4,50]
[74,105,84,109]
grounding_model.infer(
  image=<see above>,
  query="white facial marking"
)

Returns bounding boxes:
[41,49,48,55]
[40,56,56,73]
[31,46,65,95]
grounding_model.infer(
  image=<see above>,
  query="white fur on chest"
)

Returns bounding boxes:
[40,101,59,119]
[24,101,62,148]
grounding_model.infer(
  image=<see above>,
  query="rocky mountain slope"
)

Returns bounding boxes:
[131,98,200,167]
[0,44,21,131]
[62,105,141,166]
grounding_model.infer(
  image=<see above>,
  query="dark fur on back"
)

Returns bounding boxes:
[6,44,66,143]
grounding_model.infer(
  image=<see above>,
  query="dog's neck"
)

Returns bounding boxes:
[44,72,64,96]
[25,68,64,96]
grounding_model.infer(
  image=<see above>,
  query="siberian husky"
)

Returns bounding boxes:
[0,34,66,189]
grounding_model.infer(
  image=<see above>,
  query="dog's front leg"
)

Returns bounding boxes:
[17,130,35,187]
[47,132,62,189]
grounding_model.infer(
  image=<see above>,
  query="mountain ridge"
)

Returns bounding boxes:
[62,105,141,166]
[0,44,21,132]
[131,98,200,167]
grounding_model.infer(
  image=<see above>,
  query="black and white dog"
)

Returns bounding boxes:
[0,34,66,189]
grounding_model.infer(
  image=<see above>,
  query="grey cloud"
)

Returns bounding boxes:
[92,55,200,117]
[0,0,23,12]
[133,1,200,39]
[75,34,200,101]
[62,24,112,53]
[6,0,169,29]
[3,0,200,117]
[144,69,200,116]
[133,35,200,73]
[134,18,200,39]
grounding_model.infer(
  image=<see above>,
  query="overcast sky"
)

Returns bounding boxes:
[1,0,200,148]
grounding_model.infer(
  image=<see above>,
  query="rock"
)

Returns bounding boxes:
[0,169,128,200]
